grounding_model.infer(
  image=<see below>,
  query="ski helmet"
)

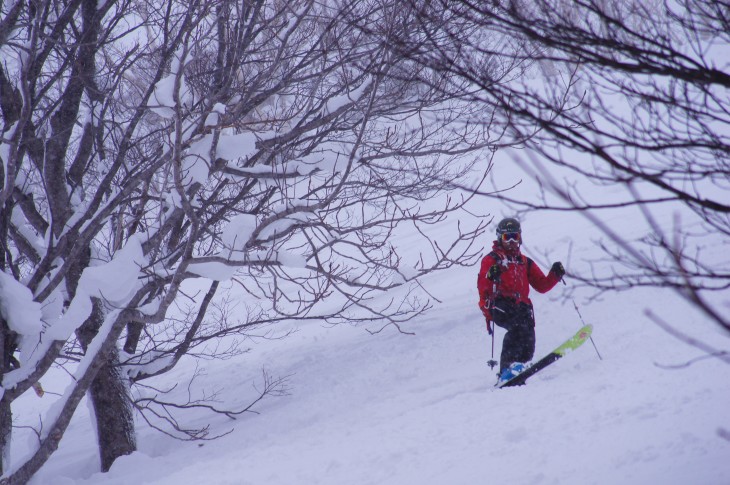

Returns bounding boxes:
[496,217,521,236]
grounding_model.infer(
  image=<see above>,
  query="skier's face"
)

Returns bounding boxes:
[500,231,521,252]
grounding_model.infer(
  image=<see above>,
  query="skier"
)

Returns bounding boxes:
[477,217,565,383]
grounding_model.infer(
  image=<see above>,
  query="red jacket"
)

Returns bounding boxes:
[477,242,560,317]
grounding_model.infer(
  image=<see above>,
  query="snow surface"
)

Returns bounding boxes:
[6,137,730,484]
[11,211,730,485]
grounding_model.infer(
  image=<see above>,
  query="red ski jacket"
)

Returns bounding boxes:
[477,242,561,319]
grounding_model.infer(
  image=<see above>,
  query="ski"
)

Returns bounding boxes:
[496,324,593,388]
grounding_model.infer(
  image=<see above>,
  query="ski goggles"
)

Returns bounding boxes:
[500,232,521,242]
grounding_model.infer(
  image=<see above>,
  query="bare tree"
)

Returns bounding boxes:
[404,0,730,343]
[0,0,522,482]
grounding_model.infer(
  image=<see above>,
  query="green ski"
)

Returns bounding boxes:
[496,324,593,388]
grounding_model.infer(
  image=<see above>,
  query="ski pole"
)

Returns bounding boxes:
[487,279,499,369]
[488,321,498,369]
[572,299,603,360]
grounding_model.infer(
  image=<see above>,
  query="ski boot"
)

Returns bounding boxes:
[498,362,526,384]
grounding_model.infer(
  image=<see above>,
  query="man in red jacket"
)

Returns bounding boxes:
[477,218,565,382]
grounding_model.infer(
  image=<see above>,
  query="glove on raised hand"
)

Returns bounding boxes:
[551,261,565,279]
[486,263,502,281]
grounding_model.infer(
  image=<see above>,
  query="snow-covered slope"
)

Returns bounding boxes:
[16,245,730,485]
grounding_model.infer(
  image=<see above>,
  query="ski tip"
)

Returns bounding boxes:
[554,324,593,357]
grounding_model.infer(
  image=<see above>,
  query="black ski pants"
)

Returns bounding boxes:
[491,297,536,373]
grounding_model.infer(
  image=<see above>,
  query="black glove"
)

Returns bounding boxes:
[487,264,502,281]
[551,261,565,279]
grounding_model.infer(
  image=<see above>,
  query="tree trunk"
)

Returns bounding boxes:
[0,190,12,474]
[0,395,10,476]
[87,350,136,472]
[76,300,136,472]
[0,321,11,475]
